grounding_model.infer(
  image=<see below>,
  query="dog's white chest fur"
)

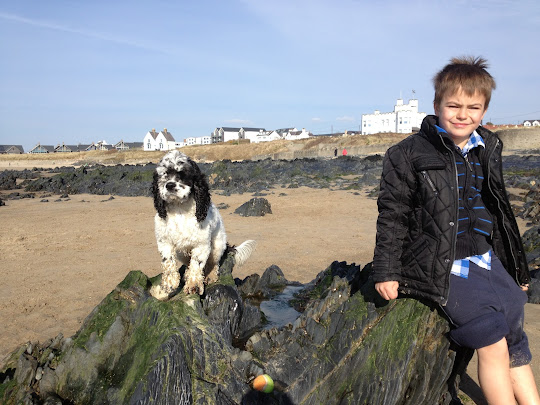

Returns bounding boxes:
[154,201,224,256]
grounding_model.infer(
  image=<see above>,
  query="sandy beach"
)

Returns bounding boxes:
[1,177,539,403]
[0,186,380,360]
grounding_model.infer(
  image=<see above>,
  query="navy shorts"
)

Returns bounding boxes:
[442,254,531,367]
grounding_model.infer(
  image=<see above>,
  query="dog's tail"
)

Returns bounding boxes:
[232,240,256,266]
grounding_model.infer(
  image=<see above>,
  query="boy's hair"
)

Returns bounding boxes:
[433,56,496,110]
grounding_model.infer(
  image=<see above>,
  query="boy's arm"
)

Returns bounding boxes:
[372,144,416,287]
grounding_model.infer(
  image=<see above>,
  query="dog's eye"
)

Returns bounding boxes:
[177,172,186,181]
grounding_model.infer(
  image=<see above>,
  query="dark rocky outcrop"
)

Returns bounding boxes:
[16,156,387,197]
[1,256,468,405]
[234,198,272,217]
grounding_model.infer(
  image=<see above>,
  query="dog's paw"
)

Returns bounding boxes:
[149,284,171,300]
[205,270,219,286]
[183,281,204,296]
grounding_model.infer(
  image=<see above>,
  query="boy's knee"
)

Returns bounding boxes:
[450,312,509,349]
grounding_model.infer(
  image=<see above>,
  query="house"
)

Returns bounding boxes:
[343,130,361,136]
[185,136,211,146]
[251,130,282,144]
[523,119,540,127]
[285,128,311,141]
[86,141,111,151]
[67,144,91,152]
[143,128,177,151]
[0,145,24,154]
[29,144,55,154]
[114,141,143,151]
[240,127,266,143]
[362,99,426,135]
[211,127,241,143]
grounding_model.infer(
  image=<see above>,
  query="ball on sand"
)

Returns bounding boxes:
[253,374,274,393]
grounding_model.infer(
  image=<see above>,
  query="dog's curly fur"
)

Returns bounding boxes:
[149,150,255,299]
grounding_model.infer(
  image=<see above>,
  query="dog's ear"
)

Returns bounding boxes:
[152,171,167,219]
[190,160,211,223]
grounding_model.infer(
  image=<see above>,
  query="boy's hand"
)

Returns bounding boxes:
[521,284,529,292]
[375,281,399,300]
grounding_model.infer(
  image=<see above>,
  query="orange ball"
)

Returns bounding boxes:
[253,374,274,393]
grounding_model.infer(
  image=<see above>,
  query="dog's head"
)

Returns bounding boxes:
[152,150,211,222]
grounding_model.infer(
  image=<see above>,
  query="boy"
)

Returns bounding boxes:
[372,56,540,404]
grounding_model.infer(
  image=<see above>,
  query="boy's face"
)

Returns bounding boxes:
[434,88,487,147]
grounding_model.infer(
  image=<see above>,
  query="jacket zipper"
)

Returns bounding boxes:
[439,137,459,306]
[421,171,438,195]
[485,138,520,283]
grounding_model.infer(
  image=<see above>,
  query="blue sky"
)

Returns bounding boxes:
[1,0,539,152]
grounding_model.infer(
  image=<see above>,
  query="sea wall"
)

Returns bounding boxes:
[497,128,540,151]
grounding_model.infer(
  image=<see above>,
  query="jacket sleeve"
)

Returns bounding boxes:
[372,144,417,283]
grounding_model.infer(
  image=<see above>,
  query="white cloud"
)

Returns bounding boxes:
[311,117,322,122]
[336,116,355,122]
[0,12,174,55]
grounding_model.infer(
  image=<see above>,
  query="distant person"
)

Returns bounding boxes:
[334,148,338,157]
[372,56,539,404]
[342,148,347,156]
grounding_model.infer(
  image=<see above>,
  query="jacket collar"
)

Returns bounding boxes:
[418,114,497,151]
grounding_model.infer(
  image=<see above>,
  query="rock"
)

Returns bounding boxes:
[1,258,469,404]
[237,265,289,299]
[0,171,17,190]
[234,197,272,217]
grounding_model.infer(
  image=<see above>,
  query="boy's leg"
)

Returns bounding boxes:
[510,364,540,404]
[477,337,514,405]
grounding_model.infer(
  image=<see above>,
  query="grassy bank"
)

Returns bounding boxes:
[2,133,407,166]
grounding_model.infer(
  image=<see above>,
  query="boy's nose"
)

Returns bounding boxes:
[456,107,468,119]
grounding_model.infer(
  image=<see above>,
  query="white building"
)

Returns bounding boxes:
[251,130,281,144]
[361,99,426,135]
[523,119,540,127]
[185,136,211,146]
[285,128,311,141]
[240,127,266,142]
[143,128,177,151]
[211,127,241,143]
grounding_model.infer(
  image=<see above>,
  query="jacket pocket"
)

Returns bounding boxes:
[421,171,438,196]
[412,156,446,197]
[401,234,438,283]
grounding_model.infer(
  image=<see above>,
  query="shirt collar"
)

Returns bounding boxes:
[435,125,485,156]
[462,130,485,156]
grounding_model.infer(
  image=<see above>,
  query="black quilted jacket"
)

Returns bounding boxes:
[372,115,530,305]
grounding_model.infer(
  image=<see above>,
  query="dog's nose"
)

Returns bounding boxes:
[166,182,176,191]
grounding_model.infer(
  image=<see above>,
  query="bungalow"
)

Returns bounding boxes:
[114,140,143,151]
[86,141,111,151]
[523,119,540,127]
[0,145,24,154]
[29,144,55,154]
[143,128,177,151]
[251,130,282,144]
[285,128,312,141]
[54,144,90,153]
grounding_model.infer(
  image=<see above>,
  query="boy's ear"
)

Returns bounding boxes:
[433,101,440,116]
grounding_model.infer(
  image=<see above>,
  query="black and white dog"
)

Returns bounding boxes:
[149,150,255,299]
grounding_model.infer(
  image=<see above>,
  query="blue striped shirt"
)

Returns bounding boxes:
[450,130,492,278]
